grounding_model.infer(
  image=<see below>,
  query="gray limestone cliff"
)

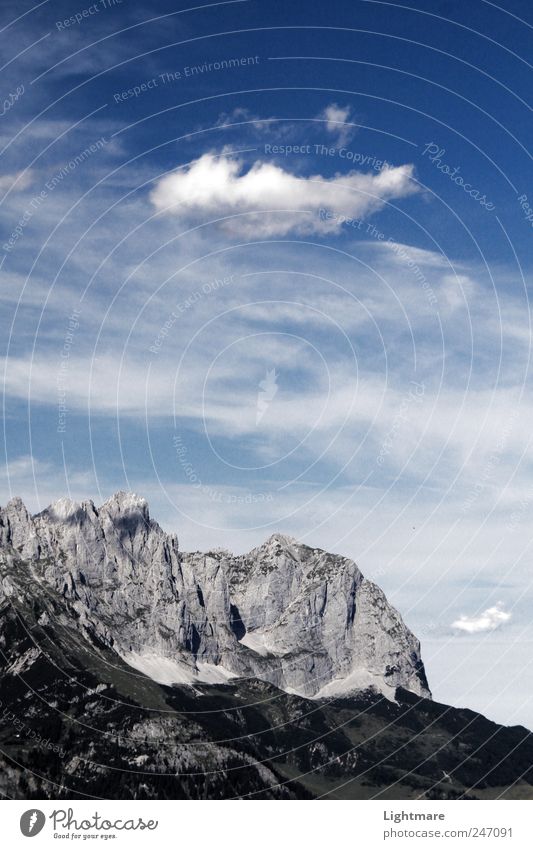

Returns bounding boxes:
[0,491,430,700]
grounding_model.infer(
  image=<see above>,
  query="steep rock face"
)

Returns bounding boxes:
[0,492,430,700]
[1,550,533,800]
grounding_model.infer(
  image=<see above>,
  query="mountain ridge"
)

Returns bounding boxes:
[1,492,533,800]
[0,491,429,701]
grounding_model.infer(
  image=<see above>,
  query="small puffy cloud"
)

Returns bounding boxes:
[150,152,417,236]
[318,103,355,146]
[377,241,452,269]
[451,603,511,634]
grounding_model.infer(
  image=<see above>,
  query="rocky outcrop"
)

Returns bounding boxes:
[0,491,430,700]
[1,546,532,801]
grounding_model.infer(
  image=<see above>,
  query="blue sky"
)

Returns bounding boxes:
[2,0,533,729]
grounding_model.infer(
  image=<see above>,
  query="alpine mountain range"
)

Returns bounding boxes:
[0,491,532,800]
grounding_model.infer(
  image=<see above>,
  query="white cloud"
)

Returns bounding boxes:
[440,273,478,312]
[0,170,33,194]
[150,152,417,236]
[376,240,454,269]
[214,107,277,132]
[0,454,95,513]
[318,103,355,146]
[451,604,511,634]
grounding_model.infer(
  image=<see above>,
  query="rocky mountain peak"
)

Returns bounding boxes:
[37,496,87,521]
[249,532,307,562]
[5,495,26,510]
[0,492,430,702]
[264,532,299,547]
[102,490,149,515]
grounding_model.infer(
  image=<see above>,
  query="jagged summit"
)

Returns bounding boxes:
[0,492,430,701]
[101,490,149,513]
[6,495,26,509]
[251,532,301,554]
[38,496,87,521]
[5,490,150,519]
[263,532,299,545]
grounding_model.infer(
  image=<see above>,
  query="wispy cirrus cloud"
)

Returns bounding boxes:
[0,170,34,195]
[214,107,278,133]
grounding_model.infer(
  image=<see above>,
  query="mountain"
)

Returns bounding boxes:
[0,491,429,701]
[0,492,532,800]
